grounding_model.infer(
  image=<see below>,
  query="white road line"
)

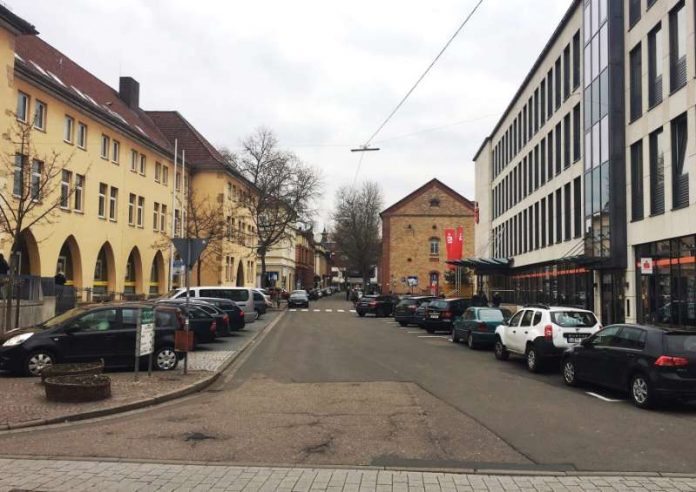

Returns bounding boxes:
[407,331,421,334]
[418,335,449,339]
[301,309,309,312]
[289,309,297,312]
[313,309,321,312]
[586,392,622,402]
[349,309,356,313]
[325,309,333,312]
[337,309,345,312]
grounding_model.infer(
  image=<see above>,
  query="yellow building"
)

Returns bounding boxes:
[0,8,257,303]
[379,179,475,296]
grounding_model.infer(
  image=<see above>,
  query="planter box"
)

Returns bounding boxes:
[40,360,104,383]
[44,374,111,402]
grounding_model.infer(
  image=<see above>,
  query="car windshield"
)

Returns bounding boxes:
[550,311,597,327]
[291,290,306,295]
[428,300,448,310]
[665,332,696,355]
[479,309,505,322]
[398,299,418,306]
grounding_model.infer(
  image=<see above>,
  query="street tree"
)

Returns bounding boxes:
[234,128,321,287]
[331,181,383,290]
[0,118,79,332]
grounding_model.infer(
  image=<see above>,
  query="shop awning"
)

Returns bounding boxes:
[446,257,512,273]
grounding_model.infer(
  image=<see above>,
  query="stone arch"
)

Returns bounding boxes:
[124,246,144,296]
[56,235,83,288]
[14,229,41,276]
[149,250,166,296]
[235,260,245,287]
[93,242,116,298]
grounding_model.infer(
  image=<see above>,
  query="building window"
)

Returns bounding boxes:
[429,197,440,207]
[629,44,642,121]
[139,154,146,175]
[573,177,582,238]
[162,166,168,185]
[64,116,74,143]
[563,45,570,100]
[629,0,641,28]
[547,69,553,118]
[176,172,181,191]
[175,210,181,237]
[555,122,562,175]
[547,193,554,246]
[564,183,571,241]
[556,189,562,243]
[33,100,46,130]
[540,80,546,125]
[109,187,118,221]
[563,114,571,169]
[100,135,109,159]
[74,174,84,212]
[111,140,120,164]
[555,57,561,109]
[60,170,71,209]
[130,150,138,172]
[137,196,144,227]
[572,104,581,162]
[429,238,439,256]
[153,202,159,230]
[30,159,42,200]
[630,140,644,221]
[160,204,167,232]
[647,24,663,107]
[155,162,161,182]
[649,127,665,215]
[12,154,23,197]
[128,193,136,225]
[669,1,686,92]
[16,92,29,122]
[671,112,689,209]
[98,183,107,218]
[77,123,87,149]
[572,31,580,89]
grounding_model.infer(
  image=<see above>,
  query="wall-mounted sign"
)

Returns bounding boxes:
[640,258,653,275]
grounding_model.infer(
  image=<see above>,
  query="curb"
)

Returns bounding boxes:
[0,310,286,432]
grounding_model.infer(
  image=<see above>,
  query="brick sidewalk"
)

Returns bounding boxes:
[0,459,695,491]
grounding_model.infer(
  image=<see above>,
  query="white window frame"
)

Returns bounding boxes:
[155,162,161,182]
[60,170,71,209]
[30,159,42,201]
[74,174,84,212]
[429,238,440,256]
[175,171,181,191]
[162,166,168,185]
[160,205,167,232]
[100,134,110,160]
[77,122,87,149]
[64,115,74,143]
[139,154,146,175]
[13,154,23,197]
[153,202,159,230]
[137,196,144,227]
[109,187,118,221]
[111,140,120,164]
[98,183,107,218]
[34,100,46,131]
[128,193,136,225]
[130,150,138,172]
[16,91,29,122]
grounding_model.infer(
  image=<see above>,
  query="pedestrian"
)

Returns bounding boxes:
[0,254,8,276]
[345,288,350,301]
[492,291,502,307]
[54,271,66,286]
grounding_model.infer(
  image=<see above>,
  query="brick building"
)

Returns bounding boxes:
[379,179,475,295]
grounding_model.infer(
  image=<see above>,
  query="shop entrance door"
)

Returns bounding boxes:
[600,271,625,325]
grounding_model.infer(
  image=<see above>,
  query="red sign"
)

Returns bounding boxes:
[455,226,464,261]
[444,228,456,270]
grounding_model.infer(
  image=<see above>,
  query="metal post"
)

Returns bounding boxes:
[184,239,190,376]
[169,139,178,291]
[134,308,141,381]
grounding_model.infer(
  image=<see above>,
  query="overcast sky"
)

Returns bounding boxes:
[12,0,570,230]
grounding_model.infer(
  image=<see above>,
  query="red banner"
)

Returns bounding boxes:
[455,226,464,261]
[444,228,456,270]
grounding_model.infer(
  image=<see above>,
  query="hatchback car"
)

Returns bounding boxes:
[288,290,310,308]
[393,296,438,326]
[561,324,696,408]
[422,298,470,333]
[155,300,219,343]
[195,297,245,332]
[452,307,512,349]
[0,303,183,376]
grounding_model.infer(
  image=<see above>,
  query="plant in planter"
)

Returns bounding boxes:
[40,359,105,383]
[44,374,111,402]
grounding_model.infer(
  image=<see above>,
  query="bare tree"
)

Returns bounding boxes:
[234,128,321,287]
[331,181,383,289]
[0,119,78,332]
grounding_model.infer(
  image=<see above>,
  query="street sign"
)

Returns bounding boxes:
[139,308,155,357]
[640,258,653,275]
[407,276,418,287]
[172,238,210,269]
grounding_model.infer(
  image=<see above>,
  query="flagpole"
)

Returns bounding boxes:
[181,149,186,238]
[169,139,178,291]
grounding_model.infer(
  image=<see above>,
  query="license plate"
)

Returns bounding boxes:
[567,337,582,344]
[429,313,439,319]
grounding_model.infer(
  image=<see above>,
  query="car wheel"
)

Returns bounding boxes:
[526,345,543,373]
[630,373,656,409]
[451,329,459,343]
[25,350,55,377]
[398,321,407,327]
[155,347,178,371]
[358,312,365,317]
[426,327,434,334]
[467,332,477,350]
[494,338,509,361]
[562,359,578,386]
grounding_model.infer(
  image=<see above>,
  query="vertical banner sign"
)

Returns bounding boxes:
[455,226,464,261]
[444,228,456,270]
[139,308,155,356]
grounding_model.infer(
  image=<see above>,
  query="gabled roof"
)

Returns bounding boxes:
[147,111,254,186]
[380,178,474,217]
[0,5,37,35]
[14,36,173,153]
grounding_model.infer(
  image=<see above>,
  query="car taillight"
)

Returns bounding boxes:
[655,355,689,367]
[407,305,416,311]
[544,325,553,340]
[442,311,452,318]
[210,321,217,333]
[369,301,377,307]
[223,314,229,324]
[478,322,487,331]
[240,310,245,317]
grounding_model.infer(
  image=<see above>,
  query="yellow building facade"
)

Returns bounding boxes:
[0,9,257,302]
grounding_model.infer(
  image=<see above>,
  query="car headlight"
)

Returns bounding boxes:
[3,332,34,347]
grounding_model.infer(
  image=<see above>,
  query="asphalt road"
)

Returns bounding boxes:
[0,296,694,473]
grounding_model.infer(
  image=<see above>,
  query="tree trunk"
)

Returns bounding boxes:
[2,243,18,334]
[260,250,267,288]
[196,260,202,286]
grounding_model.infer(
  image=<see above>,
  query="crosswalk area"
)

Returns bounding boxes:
[288,308,355,313]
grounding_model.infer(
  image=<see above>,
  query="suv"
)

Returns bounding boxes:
[356,295,398,317]
[494,304,601,372]
[393,296,437,326]
[422,298,470,333]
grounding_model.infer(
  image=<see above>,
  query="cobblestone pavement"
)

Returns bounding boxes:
[185,351,235,372]
[0,459,695,491]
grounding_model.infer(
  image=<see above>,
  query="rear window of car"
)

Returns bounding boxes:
[551,311,597,327]
[397,299,417,306]
[479,309,505,322]
[429,300,448,310]
[201,289,249,302]
[665,333,696,354]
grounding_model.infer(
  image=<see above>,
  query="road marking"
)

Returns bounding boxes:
[349,309,356,313]
[301,309,309,312]
[586,392,622,402]
[325,309,333,312]
[289,309,297,312]
[313,309,321,312]
[337,309,345,312]
[407,331,421,334]
[418,335,449,339]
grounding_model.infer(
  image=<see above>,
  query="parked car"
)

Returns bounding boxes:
[452,307,512,349]
[288,290,310,308]
[0,303,184,376]
[393,296,437,326]
[155,300,219,343]
[494,304,601,373]
[196,297,245,332]
[158,298,244,335]
[308,289,320,301]
[252,290,271,319]
[414,301,433,328]
[168,286,256,322]
[561,324,696,408]
[422,298,470,333]
[355,295,398,317]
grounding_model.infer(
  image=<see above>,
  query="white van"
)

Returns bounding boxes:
[168,287,257,321]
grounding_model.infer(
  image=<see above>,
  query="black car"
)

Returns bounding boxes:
[196,297,245,332]
[422,298,470,333]
[414,301,433,328]
[156,300,219,343]
[356,295,398,317]
[394,296,438,326]
[0,303,184,376]
[561,324,696,408]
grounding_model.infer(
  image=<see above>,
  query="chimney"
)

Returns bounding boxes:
[119,76,139,109]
